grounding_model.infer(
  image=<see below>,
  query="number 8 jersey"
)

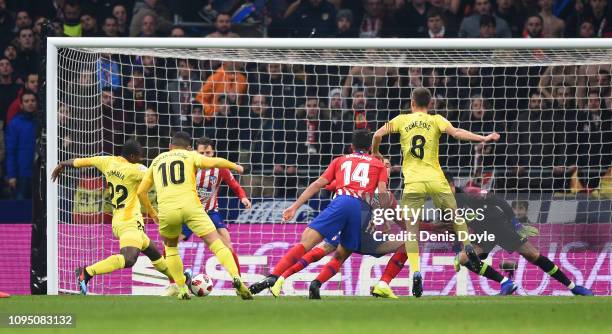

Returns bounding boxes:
[387,112,451,183]
[73,156,146,224]
[144,149,238,210]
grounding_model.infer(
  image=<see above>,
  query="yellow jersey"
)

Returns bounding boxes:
[143,149,237,209]
[73,156,146,223]
[387,112,451,183]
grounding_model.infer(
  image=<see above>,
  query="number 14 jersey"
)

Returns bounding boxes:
[321,152,387,198]
[387,112,452,183]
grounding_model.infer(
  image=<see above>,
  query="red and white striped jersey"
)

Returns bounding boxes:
[195,167,247,211]
[321,152,387,199]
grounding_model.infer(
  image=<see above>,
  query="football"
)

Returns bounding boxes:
[189,273,214,297]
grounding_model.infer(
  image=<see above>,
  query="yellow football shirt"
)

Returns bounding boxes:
[387,112,451,183]
[73,156,146,224]
[143,149,237,209]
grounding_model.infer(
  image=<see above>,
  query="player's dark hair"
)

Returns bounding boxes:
[411,87,431,108]
[171,131,192,147]
[351,129,372,151]
[196,137,215,149]
[121,139,142,159]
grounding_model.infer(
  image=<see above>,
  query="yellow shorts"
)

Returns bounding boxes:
[112,219,151,250]
[400,180,457,214]
[158,204,216,239]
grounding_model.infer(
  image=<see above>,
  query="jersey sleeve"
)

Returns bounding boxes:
[376,163,388,184]
[321,157,339,182]
[194,152,238,170]
[141,164,154,186]
[73,156,110,172]
[434,114,452,132]
[324,179,338,191]
[134,164,147,182]
[387,115,402,133]
[220,169,247,199]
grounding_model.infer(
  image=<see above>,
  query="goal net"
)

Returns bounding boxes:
[47,39,612,296]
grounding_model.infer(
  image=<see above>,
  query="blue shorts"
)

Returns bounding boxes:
[181,210,227,241]
[308,195,371,252]
[324,233,341,248]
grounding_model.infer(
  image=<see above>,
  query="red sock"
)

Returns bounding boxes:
[271,244,306,277]
[281,246,327,279]
[381,248,407,284]
[231,250,241,276]
[163,248,175,284]
[315,258,342,284]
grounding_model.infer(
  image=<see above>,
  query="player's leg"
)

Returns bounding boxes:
[279,239,337,280]
[518,241,593,296]
[309,245,353,300]
[186,207,252,299]
[371,246,406,299]
[158,209,192,300]
[455,244,516,295]
[209,210,242,276]
[400,183,427,297]
[141,239,173,280]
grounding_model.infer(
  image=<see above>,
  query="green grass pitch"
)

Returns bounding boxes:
[2,296,611,334]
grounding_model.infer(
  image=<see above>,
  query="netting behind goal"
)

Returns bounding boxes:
[51,44,612,296]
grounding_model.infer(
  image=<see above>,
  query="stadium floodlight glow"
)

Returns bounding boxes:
[46,38,612,296]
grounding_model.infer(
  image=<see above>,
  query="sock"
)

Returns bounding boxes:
[209,239,239,278]
[231,250,241,276]
[271,244,306,277]
[281,246,326,279]
[86,254,125,277]
[162,248,175,283]
[534,255,573,288]
[405,239,420,273]
[315,258,342,284]
[381,248,408,284]
[151,257,172,280]
[478,263,505,283]
[164,246,186,287]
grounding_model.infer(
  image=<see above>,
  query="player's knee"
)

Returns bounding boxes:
[123,254,138,268]
[522,250,539,263]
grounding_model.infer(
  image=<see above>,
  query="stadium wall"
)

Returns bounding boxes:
[0,200,33,295]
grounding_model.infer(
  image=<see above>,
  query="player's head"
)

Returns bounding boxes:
[170,131,192,150]
[511,200,529,218]
[351,128,372,152]
[410,87,431,111]
[196,137,215,157]
[121,139,143,163]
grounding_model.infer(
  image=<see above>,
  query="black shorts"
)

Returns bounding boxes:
[470,216,527,254]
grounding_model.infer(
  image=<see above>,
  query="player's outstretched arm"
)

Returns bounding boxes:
[51,157,101,182]
[445,124,500,143]
[136,177,158,223]
[196,155,244,174]
[282,177,330,221]
[372,124,391,160]
[51,159,77,182]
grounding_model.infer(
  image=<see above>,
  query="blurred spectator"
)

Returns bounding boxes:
[458,0,512,37]
[423,7,457,37]
[180,104,206,141]
[429,0,460,33]
[538,0,565,37]
[169,25,185,37]
[552,85,581,186]
[14,10,32,32]
[0,1,15,49]
[14,27,39,81]
[130,0,173,37]
[80,11,98,37]
[206,12,240,38]
[194,61,247,119]
[538,65,578,100]
[168,59,201,126]
[5,90,38,199]
[359,0,386,37]
[101,16,119,37]
[139,14,158,37]
[240,94,279,169]
[565,0,611,37]
[495,0,525,37]
[522,13,544,37]
[342,89,379,136]
[3,44,15,61]
[97,53,121,90]
[512,200,532,224]
[135,106,170,164]
[578,19,596,37]
[101,87,124,155]
[288,97,334,168]
[112,3,129,36]
[284,0,337,37]
[62,1,82,37]
[479,15,497,38]
[401,0,431,37]
[0,58,19,123]
[334,8,358,37]
[252,62,301,109]
[6,73,37,126]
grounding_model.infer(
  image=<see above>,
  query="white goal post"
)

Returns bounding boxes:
[46,38,612,296]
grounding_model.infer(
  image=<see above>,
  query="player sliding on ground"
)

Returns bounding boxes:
[136,131,252,300]
[162,137,252,296]
[51,140,174,295]
[372,87,500,297]
[249,129,388,298]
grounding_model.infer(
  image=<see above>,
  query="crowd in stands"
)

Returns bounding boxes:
[0,0,610,200]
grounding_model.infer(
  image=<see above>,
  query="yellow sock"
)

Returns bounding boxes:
[164,246,186,287]
[151,257,172,280]
[405,239,420,273]
[86,254,125,276]
[209,239,239,278]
